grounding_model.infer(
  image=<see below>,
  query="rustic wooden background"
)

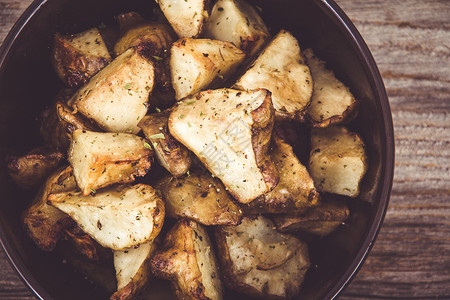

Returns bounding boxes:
[0,0,449,299]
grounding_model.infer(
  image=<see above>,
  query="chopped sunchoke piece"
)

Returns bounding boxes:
[6,146,64,189]
[151,220,223,300]
[234,30,313,121]
[170,38,245,100]
[309,126,368,197]
[246,135,320,214]
[68,129,152,196]
[156,169,243,225]
[273,197,350,236]
[304,48,359,126]
[111,241,159,300]
[22,166,77,251]
[52,28,111,88]
[169,88,278,204]
[48,184,165,250]
[205,0,270,56]
[138,110,191,177]
[156,0,210,38]
[69,48,154,134]
[215,216,310,299]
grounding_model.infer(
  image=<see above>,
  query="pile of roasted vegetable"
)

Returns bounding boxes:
[6,0,368,299]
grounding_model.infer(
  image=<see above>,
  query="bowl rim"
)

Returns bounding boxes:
[0,0,394,299]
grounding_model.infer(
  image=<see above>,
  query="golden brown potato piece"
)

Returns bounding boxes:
[63,225,101,261]
[205,0,270,57]
[157,0,210,38]
[309,126,368,197]
[169,88,278,204]
[68,129,153,195]
[151,220,223,300]
[6,146,64,189]
[304,48,359,127]
[245,135,320,214]
[68,48,155,134]
[273,197,350,236]
[52,28,112,88]
[138,110,192,177]
[111,240,159,300]
[234,30,313,121]
[215,216,310,299]
[156,169,243,226]
[115,13,177,108]
[170,38,245,100]
[22,166,77,251]
[48,184,165,251]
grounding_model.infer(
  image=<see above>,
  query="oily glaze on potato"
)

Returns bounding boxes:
[234,30,313,121]
[48,184,165,250]
[273,196,350,236]
[68,48,155,134]
[205,0,270,57]
[215,216,310,299]
[52,28,112,88]
[309,126,368,197]
[22,166,77,251]
[245,135,320,214]
[169,88,278,204]
[156,169,243,226]
[68,129,153,195]
[170,38,245,100]
[138,110,192,177]
[304,48,359,127]
[151,220,223,300]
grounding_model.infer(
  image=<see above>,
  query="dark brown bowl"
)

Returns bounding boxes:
[0,0,394,299]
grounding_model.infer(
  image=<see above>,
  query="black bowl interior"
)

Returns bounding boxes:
[0,0,394,299]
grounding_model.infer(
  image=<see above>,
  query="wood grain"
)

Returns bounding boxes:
[0,0,449,299]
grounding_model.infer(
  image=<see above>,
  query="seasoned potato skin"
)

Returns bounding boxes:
[6,146,64,189]
[156,169,243,226]
[138,110,192,177]
[63,225,100,261]
[52,31,111,88]
[56,101,101,137]
[22,166,77,251]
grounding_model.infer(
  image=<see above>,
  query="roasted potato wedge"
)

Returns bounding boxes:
[40,102,71,150]
[52,28,111,88]
[111,240,159,300]
[169,88,278,204]
[68,129,153,195]
[309,126,368,197]
[273,197,350,236]
[156,0,210,38]
[156,169,243,225]
[234,30,313,121]
[205,0,270,57]
[48,184,165,250]
[68,48,154,134]
[22,166,77,251]
[304,48,359,127]
[215,216,310,299]
[6,146,64,189]
[151,220,223,300]
[170,38,245,100]
[138,110,192,177]
[245,135,320,214]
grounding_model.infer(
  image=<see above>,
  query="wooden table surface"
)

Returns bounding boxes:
[0,0,449,299]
